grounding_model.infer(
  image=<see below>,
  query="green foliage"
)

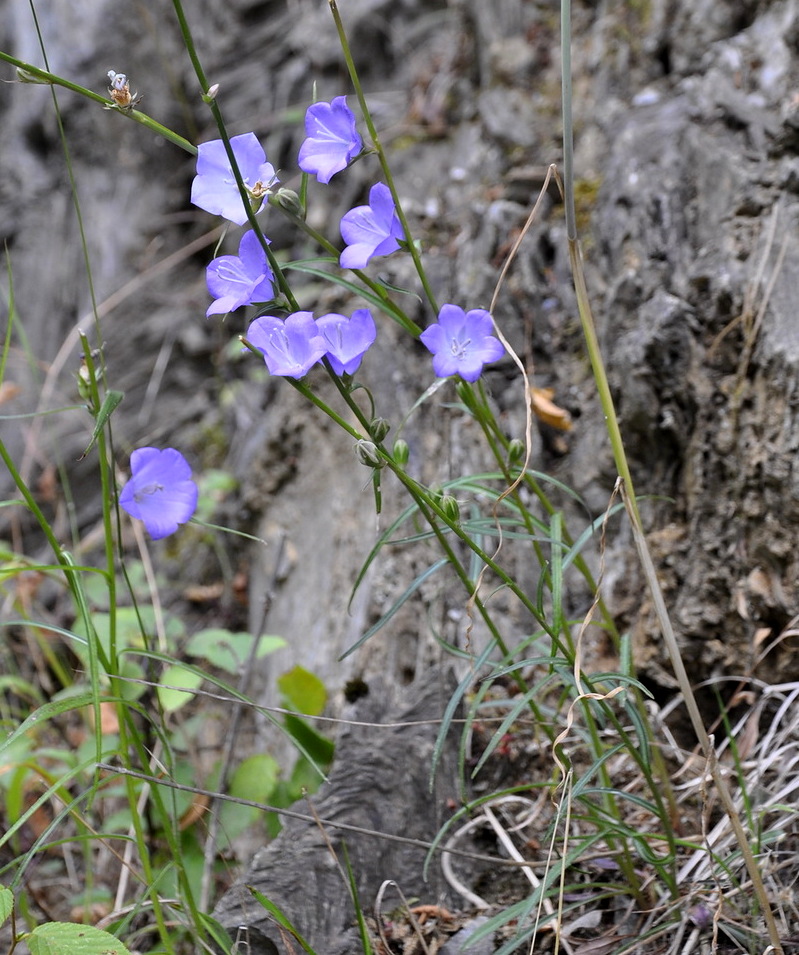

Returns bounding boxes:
[187,628,286,674]
[0,886,13,926]
[0,0,782,951]
[26,922,134,955]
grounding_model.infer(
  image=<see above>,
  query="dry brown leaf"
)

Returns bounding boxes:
[0,381,21,405]
[183,581,225,603]
[531,386,572,432]
[180,793,211,830]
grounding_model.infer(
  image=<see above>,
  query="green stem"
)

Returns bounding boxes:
[289,372,552,730]
[561,0,776,928]
[170,0,298,309]
[328,0,439,315]
[0,51,196,155]
[270,198,422,335]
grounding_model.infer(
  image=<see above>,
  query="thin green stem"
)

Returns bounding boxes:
[561,0,778,936]
[561,0,577,241]
[288,371,553,730]
[328,0,439,315]
[269,198,422,334]
[0,51,196,155]
[170,0,298,309]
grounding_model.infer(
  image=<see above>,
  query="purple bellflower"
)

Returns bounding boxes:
[339,183,403,269]
[316,309,376,375]
[119,448,198,540]
[420,304,505,383]
[191,133,278,226]
[206,230,276,317]
[298,96,363,184]
[247,312,328,379]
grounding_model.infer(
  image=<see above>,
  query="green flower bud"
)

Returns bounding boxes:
[355,440,386,469]
[369,417,391,442]
[392,439,410,466]
[274,188,304,217]
[77,362,92,402]
[508,439,525,464]
[441,494,461,523]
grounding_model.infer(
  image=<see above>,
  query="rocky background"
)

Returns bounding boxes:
[3,0,799,948]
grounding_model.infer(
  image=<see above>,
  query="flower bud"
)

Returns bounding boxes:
[440,494,460,523]
[204,84,220,102]
[274,188,304,217]
[369,417,390,442]
[355,440,386,469]
[392,439,409,466]
[507,438,525,464]
[77,360,92,402]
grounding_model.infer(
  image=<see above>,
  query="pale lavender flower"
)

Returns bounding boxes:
[298,96,363,184]
[119,448,198,540]
[191,132,278,226]
[419,304,505,382]
[206,230,275,317]
[339,183,403,269]
[247,312,328,379]
[317,309,376,375]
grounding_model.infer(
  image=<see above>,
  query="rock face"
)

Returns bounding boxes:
[4,0,799,940]
[212,669,461,955]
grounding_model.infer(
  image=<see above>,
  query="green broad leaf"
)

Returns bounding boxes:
[0,886,13,927]
[229,754,280,803]
[186,628,286,675]
[282,714,334,766]
[27,921,132,955]
[220,754,281,841]
[157,665,204,712]
[277,666,326,715]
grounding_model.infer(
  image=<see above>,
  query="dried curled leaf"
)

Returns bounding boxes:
[530,387,572,432]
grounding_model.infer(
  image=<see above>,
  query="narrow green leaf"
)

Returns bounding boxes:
[80,390,124,459]
[550,511,564,637]
[246,887,318,955]
[341,558,448,659]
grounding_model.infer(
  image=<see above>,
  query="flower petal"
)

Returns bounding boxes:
[191,133,278,226]
[339,182,402,269]
[247,312,328,378]
[317,308,376,375]
[420,305,504,382]
[119,448,198,540]
[298,96,363,184]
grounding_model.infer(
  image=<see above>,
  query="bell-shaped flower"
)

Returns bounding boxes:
[298,96,363,184]
[206,230,275,317]
[339,183,403,269]
[191,132,278,226]
[317,308,376,375]
[247,312,328,379]
[119,448,198,540]
[420,304,505,382]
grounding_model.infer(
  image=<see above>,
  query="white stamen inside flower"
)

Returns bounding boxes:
[450,336,471,360]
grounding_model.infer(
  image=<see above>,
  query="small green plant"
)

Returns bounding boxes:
[0,0,790,952]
